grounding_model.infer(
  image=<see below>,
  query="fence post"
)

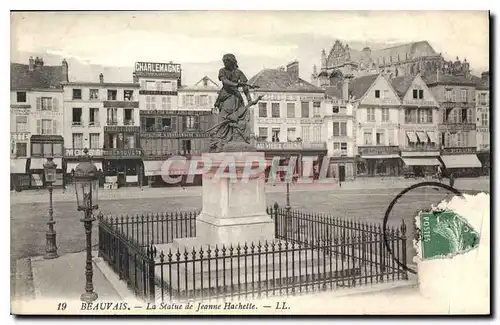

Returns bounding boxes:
[97,212,103,258]
[401,219,408,280]
[273,202,279,238]
[148,244,156,303]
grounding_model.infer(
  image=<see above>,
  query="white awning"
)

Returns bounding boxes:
[10,158,27,174]
[67,162,79,173]
[406,132,418,143]
[441,155,482,169]
[402,158,441,166]
[361,154,401,159]
[30,158,63,170]
[426,131,439,143]
[143,160,164,176]
[416,131,429,142]
[93,161,103,171]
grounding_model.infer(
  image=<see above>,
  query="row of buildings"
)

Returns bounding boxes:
[10,40,490,190]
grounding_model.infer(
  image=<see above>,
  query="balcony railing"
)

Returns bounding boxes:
[107,120,118,126]
[123,119,135,126]
[72,121,83,127]
[401,144,440,152]
[88,121,100,127]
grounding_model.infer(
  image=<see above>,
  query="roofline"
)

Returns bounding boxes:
[10,88,63,92]
[178,88,219,93]
[62,82,140,88]
[426,80,476,87]
[252,89,325,94]
[354,73,382,102]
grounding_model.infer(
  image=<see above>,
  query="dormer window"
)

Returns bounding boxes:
[375,90,380,98]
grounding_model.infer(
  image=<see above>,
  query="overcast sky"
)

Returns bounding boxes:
[10,11,489,85]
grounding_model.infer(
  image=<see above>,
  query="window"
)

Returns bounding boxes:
[124,90,134,101]
[461,108,468,123]
[181,139,192,154]
[200,95,209,106]
[124,109,133,125]
[107,90,117,100]
[161,118,172,131]
[313,102,321,116]
[89,89,99,100]
[286,103,295,118]
[16,143,27,157]
[258,127,268,141]
[460,89,467,102]
[451,89,457,102]
[457,132,468,147]
[146,81,155,90]
[340,122,347,136]
[381,108,389,122]
[301,102,310,118]
[364,131,372,145]
[16,92,26,103]
[287,128,296,142]
[88,108,99,126]
[72,107,82,125]
[73,89,82,100]
[482,112,489,126]
[89,133,100,149]
[41,97,52,111]
[427,109,433,123]
[333,142,340,150]
[53,143,62,156]
[203,79,208,87]
[15,116,27,133]
[145,118,155,131]
[376,130,385,145]
[72,133,83,148]
[271,103,280,118]
[271,128,280,142]
[444,89,452,101]
[32,143,42,155]
[301,125,311,142]
[313,126,322,142]
[412,89,418,99]
[419,109,428,123]
[43,143,52,156]
[41,119,53,135]
[480,93,487,105]
[107,108,118,125]
[367,108,376,121]
[146,96,157,109]
[185,116,196,129]
[162,97,172,110]
[375,90,380,98]
[185,95,194,107]
[332,106,339,114]
[419,89,424,99]
[124,134,135,149]
[333,122,340,136]
[258,103,267,117]
[340,142,347,151]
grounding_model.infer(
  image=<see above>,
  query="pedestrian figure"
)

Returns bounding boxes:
[449,172,455,188]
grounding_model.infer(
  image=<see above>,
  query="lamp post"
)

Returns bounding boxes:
[73,148,99,302]
[43,157,58,259]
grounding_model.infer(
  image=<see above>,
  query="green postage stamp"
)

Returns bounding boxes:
[418,210,480,260]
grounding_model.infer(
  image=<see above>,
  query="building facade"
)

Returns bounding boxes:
[249,61,328,179]
[391,75,441,177]
[475,71,490,174]
[425,73,481,177]
[352,74,403,176]
[62,73,141,188]
[10,57,65,190]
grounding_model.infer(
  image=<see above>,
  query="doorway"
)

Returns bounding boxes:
[339,165,346,182]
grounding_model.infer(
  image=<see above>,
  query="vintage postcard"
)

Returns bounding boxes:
[9,10,490,315]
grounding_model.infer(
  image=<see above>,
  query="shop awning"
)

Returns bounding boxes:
[406,132,418,143]
[66,162,79,173]
[30,158,63,170]
[426,131,439,143]
[441,155,482,169]
[402,158,441,166]
[416,131,429,142]
[10,158,28,174]
[143,160,164,177]
[93,161,103,171]
[361,154,401,159]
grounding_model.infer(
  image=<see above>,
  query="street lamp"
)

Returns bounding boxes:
[43,157,58,259]
[73,148,99,302]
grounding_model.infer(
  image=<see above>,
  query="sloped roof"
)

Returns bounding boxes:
[324,86,342,99]
[349,74,379,99]
[11,63,63,90]
[390,75,415,99]
[471,75,489,90]
[248,69,324,93]
[371,41,439,65]
[423,72,476,86]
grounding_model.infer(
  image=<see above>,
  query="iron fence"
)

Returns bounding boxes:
[98,204,408,303]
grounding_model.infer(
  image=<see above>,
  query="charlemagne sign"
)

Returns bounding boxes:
[135,62,182,78]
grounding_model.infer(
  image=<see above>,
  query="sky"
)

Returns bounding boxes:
[10,11,490,85]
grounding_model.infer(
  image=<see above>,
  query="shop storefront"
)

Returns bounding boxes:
[357,146,402,177]
[10,158,30,191]
[102,148,143,188]
[65,148,104,187]
[29,135,64,189]
[329,157,356,182]
[439,147,482,178]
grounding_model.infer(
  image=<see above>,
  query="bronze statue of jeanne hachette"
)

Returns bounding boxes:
[207,53,263,152]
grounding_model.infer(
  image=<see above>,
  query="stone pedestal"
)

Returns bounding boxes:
[192,151,274,247]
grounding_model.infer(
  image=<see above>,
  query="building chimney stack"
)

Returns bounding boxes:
[28,56,35,71]
[99,73,104,83]
[342,76,352,101]
[132,72,139,83]
[286,61,299,82]
[61,59,69,82]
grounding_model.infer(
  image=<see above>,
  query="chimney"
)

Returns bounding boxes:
[34,57,44,69]
[61,59,69,82]
[99,73,104,83]
[28,56,35,71]
[342,76,352,101]
[481,71,489,85]
[321,49,327,68]
[132,72,139,84]
[286,61,299,82]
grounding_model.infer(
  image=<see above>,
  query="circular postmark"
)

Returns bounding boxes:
[382,181,463,275]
